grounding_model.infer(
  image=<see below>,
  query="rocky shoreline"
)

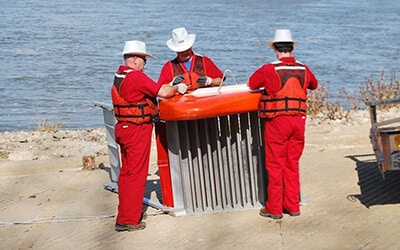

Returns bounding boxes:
[0,128,108,162]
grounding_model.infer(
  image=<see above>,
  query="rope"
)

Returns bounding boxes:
[0,214,116,227]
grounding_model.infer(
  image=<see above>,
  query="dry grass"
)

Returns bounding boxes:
[307,70,399,121]
[35,119,62,133]
[359,71,400,110]
[307,82,350,122]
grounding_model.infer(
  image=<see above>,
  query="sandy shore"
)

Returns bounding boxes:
[2,110,400,249]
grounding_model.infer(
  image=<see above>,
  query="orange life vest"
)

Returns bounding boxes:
[111,70,159,124]
[258,61,308,118]
[169,55,206,89]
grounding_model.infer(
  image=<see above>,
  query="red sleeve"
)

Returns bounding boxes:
[305,65,318,90]
[157,62,173,85]
[203,56,223,78]
[121,71,161,103]
[248,64,281,94]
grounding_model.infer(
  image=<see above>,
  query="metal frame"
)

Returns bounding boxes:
[165,112,267,216]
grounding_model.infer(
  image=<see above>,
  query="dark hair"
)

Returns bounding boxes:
[273,42,294,53]
[124,54,135,60]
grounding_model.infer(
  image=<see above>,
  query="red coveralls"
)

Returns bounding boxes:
[248,57,318,216]
[114,65,161,225]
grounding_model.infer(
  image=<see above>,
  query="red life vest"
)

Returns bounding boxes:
[111,70,159,124]
[169,55,206,89]
[258,61,308,118]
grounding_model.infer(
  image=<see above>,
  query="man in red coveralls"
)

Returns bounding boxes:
[155,27,225,207]
[158,27,224,88]
[112,40,186,232]
[247,29,318,219]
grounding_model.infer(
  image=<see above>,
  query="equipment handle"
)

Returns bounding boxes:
[218,69,238,93]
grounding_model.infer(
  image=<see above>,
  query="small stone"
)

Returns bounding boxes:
[82,155,97,170]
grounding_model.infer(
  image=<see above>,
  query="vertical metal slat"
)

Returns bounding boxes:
[239,113,252,207]
[204,118,218,210]
[181,121,196,214]
[229,114,242,208]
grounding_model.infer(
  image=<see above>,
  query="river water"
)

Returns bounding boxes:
[1,0,399,131]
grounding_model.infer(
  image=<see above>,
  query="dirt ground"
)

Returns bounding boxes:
[2,110,400,249]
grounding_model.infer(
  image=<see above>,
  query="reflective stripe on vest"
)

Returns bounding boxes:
[111,70,158,124]
[169,55,206,89]
[259,61,308,118]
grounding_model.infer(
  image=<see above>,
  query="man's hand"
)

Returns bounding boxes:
[197,76,212,87]
[176,83,188,94]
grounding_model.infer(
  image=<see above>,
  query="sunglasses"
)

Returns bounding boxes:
[136,56,147,63]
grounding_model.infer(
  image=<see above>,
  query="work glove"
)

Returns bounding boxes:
[170,75,184,86]
[152,115,160,123]
[177,83,188,94]
[197,76,212,87]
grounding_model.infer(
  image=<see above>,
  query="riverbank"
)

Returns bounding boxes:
[2,110,400,249]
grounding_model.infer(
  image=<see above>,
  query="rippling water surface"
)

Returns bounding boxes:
[1,0,399,131]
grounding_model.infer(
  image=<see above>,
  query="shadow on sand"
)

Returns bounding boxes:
[143,170,164,210]
[98,162,165,213]
[347,154,400,208]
